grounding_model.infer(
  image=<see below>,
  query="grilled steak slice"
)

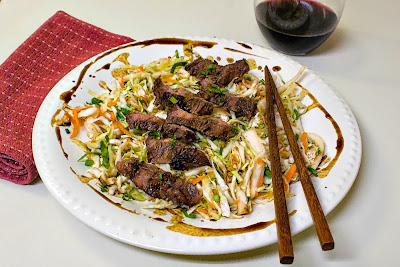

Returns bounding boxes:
[215,59,249,86]
[166,106,232,139]
[153,78,213,115]
[163,123,196,143]
[198,78,257,119]
[184,58,222,79]
[116,158,201,206]
[126,112,196,143]
[127,112,164,131]
[170,148,210,170]
[146,138,210,169]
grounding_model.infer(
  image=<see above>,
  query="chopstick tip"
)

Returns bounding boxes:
[322,241,335,251]
[280,256,294,264]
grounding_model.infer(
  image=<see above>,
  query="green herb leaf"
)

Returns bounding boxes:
[264,166,272,178]
[170,61,187,73]
[85,159,94,166]
[91,98,103,105]
[174,50,179,58]
[317,148,321,155]
[100,141,110,169]
[201,71,209,76]
[159,174,163,181]
[207,64,215,70]
[208,88,213,93]
[307,166,318,177]
[65,128,70,134]
[219,147,223,156]
[100,182,107,192]
[295,133,299,141]
[220,88,229,94]
[259,79,265,85]
[294,109,300,120]
[105,135,110,143]
[182,208,196,219]
[169,96,178,104]
[148,130,161,138]
[211,83,218,89]
[211,177,217,182]
[213,194,220,202]
[245,76,252,81]
[122,193,132,201]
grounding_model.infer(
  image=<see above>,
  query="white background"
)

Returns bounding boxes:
[0,0,399,266]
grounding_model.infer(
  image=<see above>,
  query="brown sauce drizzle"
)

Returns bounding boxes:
[272,66,281,72]
[227,58,234,63]
[167,210,297,237]
[60,62,94,103]
[216,56,221,61]
[257,66,262,70]
[51,108,62,126]
[96,63,111,72]
[237,42,252,50]
[298,83,344,178]
[224,47,269,60]
[87,183,140,215]
[55,126,68,159]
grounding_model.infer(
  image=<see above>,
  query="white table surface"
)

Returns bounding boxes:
[1,0,399,266]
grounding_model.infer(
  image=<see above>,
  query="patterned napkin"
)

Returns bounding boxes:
[0,11,134,184]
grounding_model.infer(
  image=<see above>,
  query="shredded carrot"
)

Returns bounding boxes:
[301,132,308,154]
[197,207,208,214]
[245,79,252,85]
[257,176,264,187]
[285,164,297,183]
[110,112,131,136]
[191,176,205,185]
[119,75,124,88]
[209,202,216,209]
[140,95,148,102]
[139,66,144,72]
[162,78,179,84]
[278,140,288,152]
[235,198,241,204]
[68,106,91,139]
[107,100,118,107]
[283,180,288,191]
[238,82,243,88]
[257,158,264,164]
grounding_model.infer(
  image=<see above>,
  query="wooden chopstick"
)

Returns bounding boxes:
[264,67,294,264]
[265,66,334,251]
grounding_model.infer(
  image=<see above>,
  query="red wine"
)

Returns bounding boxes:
[255,0,338,55]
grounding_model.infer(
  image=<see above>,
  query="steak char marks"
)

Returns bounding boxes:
[167,105,232,140]
[116,158,201,206]
[127,112,196,143]
[154,78,213,116]
[186,58,256,119]
[146,138,210,170]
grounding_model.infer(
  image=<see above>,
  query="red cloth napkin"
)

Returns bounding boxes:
[0,11,134,185]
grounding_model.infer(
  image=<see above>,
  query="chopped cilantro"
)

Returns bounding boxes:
[159,174,163,181]
[207,64,215,70]
[91,98,103,105]
[307,166,318,177]
[245,76,252,81]
[294,109,300,120]
[295,133,299,141]
[100,182,107,192]
[264,166,272,178]
[169,96,178,104]
[213,194,220,202]
[84,159,94,166]
[182,208,196,219]
[65,128,70,134]
[211,83,218,89]
[259,79,265,85]
[201,71,209,76]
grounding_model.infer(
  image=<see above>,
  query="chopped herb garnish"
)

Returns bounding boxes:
[245,76,252,81]
[219,147,223,156]
[148,130,161,138]
[259,79,265,85]
[91,98,103,105]
[201,71,209,76]
[171,134,177,146]
[133,126,141,135]
[213,194,220,202]
[100,182,107,192]
[85,159,94,166]
[307,166,318,177]
[169,96,178,104]
[211,177,217,182]
[220,88,229,94]
[105,135,110,142]
[100,141,110,169]
[264,166,272,178]
[211,83,218,89]
[207,64,215,70]
[232,124,239,134]
[215,88,221,94]
[247,196,251,202]
[122,193,132,201]
[159,174,163,181]
[294,109,300,120]
[208,88,213,93]
[182,208,196,219]
[139,99,146,105]
[174,50,179,58]
[170,61,187,73]
[241,124,246,130]
[295,133,299,141]
[65,128,70,134]
[317,148,321,155]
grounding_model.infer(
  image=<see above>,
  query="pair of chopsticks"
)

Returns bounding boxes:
[264,66,334,264]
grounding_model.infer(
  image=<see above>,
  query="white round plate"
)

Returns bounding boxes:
[32,37,362,255]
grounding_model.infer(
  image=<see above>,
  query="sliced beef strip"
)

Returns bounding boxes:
[198,78,257,119]
[184,58,222,79]
[116,158,201,206]
[166,105,232,139]
[126,112,196,143]
[215,59,250,86]
[153,78,214,116]
[145,138,210,170]
[127,112,164,131]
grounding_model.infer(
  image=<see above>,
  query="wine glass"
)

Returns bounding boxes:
[254,0,346,55]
